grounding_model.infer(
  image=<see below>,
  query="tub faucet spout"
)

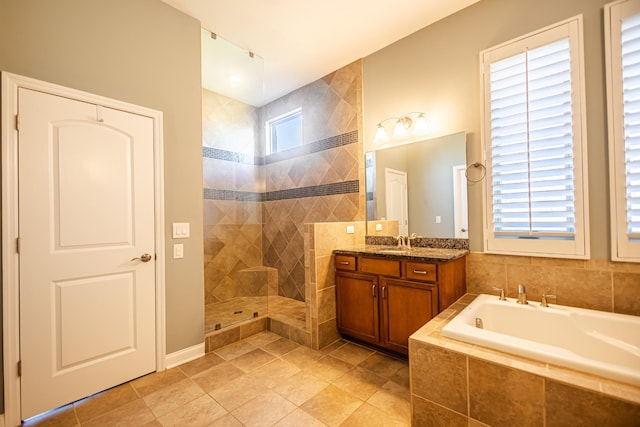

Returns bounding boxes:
[517,284,528,305]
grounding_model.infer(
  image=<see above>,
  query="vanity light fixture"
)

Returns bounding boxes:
[374,112,428,144]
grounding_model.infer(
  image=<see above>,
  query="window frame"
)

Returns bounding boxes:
[265,108,302,155]
[605,0,640,262]
[480,16,590,259]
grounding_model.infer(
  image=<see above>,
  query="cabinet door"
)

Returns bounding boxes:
[336,272,379,344]
[380,278,438,355]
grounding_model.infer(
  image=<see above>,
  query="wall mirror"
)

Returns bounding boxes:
[365,131,467,238]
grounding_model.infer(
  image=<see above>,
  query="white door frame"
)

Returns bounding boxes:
[1,72,166,426]
[384,168,409,236]
[452,165,469,239]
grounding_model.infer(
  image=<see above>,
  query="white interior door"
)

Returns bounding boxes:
[385,168,408,235]
[18,88,157,419]
[453,165,469,238]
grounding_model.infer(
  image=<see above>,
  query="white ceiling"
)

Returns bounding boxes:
[161,0,481,106]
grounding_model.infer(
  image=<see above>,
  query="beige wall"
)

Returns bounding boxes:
[363,0,610,258]
[0,0,205,353]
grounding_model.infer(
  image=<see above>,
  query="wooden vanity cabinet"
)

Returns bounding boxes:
[335,254,465,356]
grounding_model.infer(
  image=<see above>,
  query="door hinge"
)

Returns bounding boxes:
[17,360,21,377]
[15,114,20,131]
[16,237,20,253]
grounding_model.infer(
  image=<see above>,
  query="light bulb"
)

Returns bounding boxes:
[392,117,410,139]
[413,113,428,135]
[374,123,389,143]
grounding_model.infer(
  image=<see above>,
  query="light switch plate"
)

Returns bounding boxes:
[346,225,355,234]
[435,216,442,224]
[172,222,190,238]
[173,244,184,259]
[375,224,383,231]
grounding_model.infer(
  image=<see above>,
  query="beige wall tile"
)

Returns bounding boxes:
[554,269,612,311]
[466,258,507,294]
[469,254,640,313]
[468,358,544,427]
[411,395,467,427]
[317,286,337,323]
[613,272,640,315]
[290,326,313,347]
[409,343,467,415]
[239,317,267,338]
[269,318,291,340]
[206,327,240,353]
[545,380,640,426]
[318,318,340,349]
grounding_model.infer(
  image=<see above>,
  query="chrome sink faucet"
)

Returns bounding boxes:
[517,284,528,305]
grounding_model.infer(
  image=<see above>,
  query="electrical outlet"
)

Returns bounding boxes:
[346,225,355,234]
[173,244,184,259]
[436,216,442,224]
[375,223,383,231]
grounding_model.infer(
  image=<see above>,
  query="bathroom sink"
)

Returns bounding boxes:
[377,248,410,255]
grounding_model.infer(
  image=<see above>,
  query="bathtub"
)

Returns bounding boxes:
[441,294,640,386]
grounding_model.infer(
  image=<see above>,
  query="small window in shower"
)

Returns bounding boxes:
[266,108,302,154]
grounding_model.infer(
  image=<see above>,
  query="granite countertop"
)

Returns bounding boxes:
[333,245,469,262]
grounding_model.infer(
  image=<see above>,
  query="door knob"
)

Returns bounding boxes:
[132,253,152,262]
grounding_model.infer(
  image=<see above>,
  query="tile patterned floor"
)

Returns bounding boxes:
[24,333,410,426]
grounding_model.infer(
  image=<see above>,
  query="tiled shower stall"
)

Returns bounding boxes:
[202,60,365,336]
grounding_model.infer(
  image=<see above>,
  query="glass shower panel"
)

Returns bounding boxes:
[201,29,267,333]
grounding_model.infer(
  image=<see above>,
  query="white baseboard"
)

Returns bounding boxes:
[164,342,205,369]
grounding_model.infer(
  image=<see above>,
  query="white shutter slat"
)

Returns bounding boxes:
[489,35,575,237]
[622,11,640,238]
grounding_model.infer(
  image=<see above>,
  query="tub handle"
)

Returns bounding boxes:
[541,294,556,307]
[492,287,506,301]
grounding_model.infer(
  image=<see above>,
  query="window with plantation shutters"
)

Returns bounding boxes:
[481,16,590,259]
[606,0,640,262]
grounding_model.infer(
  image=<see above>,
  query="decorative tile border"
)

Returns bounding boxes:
[264,180,359,201]
[203,188,262,201]
[204,180,359,202]
[202,147,262,165]
[202,130,358,165]
[264,130,358,164]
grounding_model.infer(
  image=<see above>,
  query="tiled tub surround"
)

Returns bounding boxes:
[441,293,640,386]
[410,294,640,426]
[465,252,640,316]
